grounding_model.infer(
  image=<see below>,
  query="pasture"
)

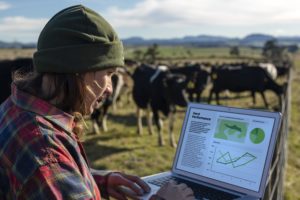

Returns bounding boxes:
[0,47,299,199]
[125,46,262,61]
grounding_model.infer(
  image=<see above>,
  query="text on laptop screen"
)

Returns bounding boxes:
[175,106,275,192]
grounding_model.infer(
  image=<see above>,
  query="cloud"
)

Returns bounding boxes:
[104,0,300,28]
[0,16,47,32]
[0,1,10,10]
[0,16,47,42]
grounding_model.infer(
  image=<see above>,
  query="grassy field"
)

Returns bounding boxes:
[284,53,300,200]
[125,46,263,64]
[0,47,299,199]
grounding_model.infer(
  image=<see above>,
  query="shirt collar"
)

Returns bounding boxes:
[11,84,75,134]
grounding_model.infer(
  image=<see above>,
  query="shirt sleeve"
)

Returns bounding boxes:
[17,162,97,200]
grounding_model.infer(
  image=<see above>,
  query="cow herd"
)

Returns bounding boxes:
[0,58,290,147]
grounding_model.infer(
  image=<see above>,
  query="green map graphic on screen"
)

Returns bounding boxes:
[250,128,265,144]
[214,119,248,143]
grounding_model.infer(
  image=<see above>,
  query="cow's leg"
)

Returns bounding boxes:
[92,120,101,134]
[216,91,220,105]
[112,102,117,111]
[101,105,110,132]
[260,92,269,108]
[208,89,214,103]
[252,91,256,105]
[91,109,101,134]
[153,110,164,146]
[188,91,194,102]
[137,107,143,135]
[278,94,283,110]
[146,106,154,135]
[101,115,107,132]
[168,111,177,148]
[196,92,200,102]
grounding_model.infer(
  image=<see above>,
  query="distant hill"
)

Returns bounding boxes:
[0,33,299,48]
[122,35,239,47]
[239,34,275,46]
[0,41,36,49]
[122,33,300,47]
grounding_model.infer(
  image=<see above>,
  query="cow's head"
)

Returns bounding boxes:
[163,73,189,107]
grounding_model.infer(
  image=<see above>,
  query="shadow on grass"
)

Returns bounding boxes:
[83,136,138,161]
[107,112,180,127]
[85,130,141,142]
[107,113,136,127]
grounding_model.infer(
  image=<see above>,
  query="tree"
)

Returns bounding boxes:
[143,43,160,64]
[262,39,278,59]
[133,49,143,61]
[229,46,240,57]
[262,39,291,65]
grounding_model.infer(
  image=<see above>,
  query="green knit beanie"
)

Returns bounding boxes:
[33,5,124,73]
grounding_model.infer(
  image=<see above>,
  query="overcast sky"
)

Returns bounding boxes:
[0,0,300,42]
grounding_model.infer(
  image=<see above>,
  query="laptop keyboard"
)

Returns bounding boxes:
[148,175,240,200]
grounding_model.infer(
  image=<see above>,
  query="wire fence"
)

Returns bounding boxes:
[262,67,292,200]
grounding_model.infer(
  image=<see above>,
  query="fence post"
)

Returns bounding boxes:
[262,66,291,200]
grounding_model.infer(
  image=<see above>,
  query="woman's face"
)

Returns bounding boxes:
[83,68,116,115]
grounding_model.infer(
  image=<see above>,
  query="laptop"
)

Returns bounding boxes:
[141,102,281,200]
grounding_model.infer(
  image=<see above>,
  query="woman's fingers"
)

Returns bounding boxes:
[177,183,194,197]
[183,186,194,195]
[108,173,149,196]
[122,173,151,193]
[156,180,196,200]
[177,183,188,190]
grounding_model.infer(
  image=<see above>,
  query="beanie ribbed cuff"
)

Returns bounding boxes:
[33,41,124,73]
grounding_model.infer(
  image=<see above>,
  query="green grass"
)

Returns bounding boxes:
[124,46,262,61]
[83,102,186,176]
[284,54,300,200]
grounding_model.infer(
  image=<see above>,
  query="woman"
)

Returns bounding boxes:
[0,5,194,200]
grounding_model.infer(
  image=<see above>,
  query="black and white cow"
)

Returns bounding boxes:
[0,58,33,104]
[258,63,277,80]
[169,63,210,102]
[276,62,291,77]
[132,64,188,147]
[208,66,285,108]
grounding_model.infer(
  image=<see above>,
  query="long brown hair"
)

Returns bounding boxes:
[13,69,88,136]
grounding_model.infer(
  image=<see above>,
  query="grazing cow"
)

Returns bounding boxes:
[258,63,277,80]
[112,67,133,110]
[208,66,285,108]
[90,68,127,134]
[132,64,188,147]
[169,64,210,102]
[276,62,291,77]
[0,58,33,104]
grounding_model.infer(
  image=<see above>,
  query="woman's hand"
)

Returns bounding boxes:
[106,172,151,200]
[154,180,195,200]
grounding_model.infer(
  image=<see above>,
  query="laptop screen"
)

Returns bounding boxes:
[174,104,277,193]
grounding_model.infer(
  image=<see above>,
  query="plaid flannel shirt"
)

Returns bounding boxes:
[0,84,108,200]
